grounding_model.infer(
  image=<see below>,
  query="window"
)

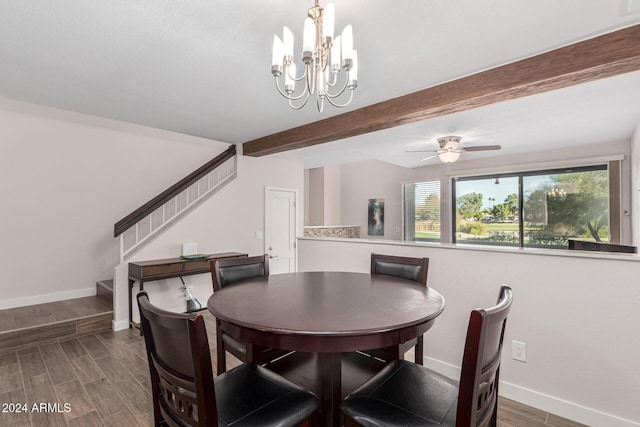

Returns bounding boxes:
[454,175,520,246]
[403,181,441,242]
[453,164,617,248]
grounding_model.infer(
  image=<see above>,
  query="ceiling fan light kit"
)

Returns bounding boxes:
[409,135,501,164]
[437,150,461,163]
[271,1,358,112]
[437,136,462,163]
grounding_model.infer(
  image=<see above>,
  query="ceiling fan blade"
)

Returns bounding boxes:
[405,150,437,153]
[462,145,501,152]
[420,153,439,161]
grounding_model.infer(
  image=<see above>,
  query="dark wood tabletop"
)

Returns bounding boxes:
[208,271,445,427]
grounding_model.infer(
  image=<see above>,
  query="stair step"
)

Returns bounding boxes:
[0,296,113,351]
[96,279,113,305]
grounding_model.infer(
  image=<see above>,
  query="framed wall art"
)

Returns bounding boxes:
[368,198,384,236]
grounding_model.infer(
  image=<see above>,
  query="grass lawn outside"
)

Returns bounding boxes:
[414,222,603,246]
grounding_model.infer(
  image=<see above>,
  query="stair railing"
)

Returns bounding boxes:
[114,144,237,261]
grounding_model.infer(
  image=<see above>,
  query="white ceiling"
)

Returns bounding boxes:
[1,1,639,169]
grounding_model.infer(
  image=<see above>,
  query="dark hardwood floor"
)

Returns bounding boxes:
[0,302,588,427]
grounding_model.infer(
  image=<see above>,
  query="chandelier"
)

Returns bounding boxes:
[271,1,358,112]
[548,187,567,199]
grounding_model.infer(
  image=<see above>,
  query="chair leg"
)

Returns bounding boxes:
[414,335,424,365]
[216,347,226,375]
[215,321,227,375]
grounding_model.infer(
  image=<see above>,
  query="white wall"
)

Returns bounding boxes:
[630,120,640,246]
[298,237,640,426]
[323,164,342,225]
[0,96,231,308]
[340,160,414,240]
[306,165,343,226]
[0,96,304,312]
[307,167,324,226]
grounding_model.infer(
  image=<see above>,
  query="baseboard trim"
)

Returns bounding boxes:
[0,287,96,310]
[424,356,639,427]
[499,382,639,427]
[112,319,130,332]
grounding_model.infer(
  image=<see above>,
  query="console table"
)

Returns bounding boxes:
[128,252,247,329]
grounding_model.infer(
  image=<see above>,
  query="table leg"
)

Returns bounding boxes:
[245,343,267,364]
[129,279,143,334]
[317,352,341,427]
[128,279,134,328]
[415,335,424,364]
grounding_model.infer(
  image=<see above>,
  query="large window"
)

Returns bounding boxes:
[402,181,441,242]
[453,164,616,248]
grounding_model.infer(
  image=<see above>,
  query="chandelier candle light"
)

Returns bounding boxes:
[271,1,358,112]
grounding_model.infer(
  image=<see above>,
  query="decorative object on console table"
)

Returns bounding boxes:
[368,198,384,236]
[180,277,202,313]
[182,241,198,256]
[128,252,247,330]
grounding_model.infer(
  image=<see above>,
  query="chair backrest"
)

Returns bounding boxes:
[137,291,217,427]
[370,253,429,285]
[211,254,269,291]
[456,286,513,427]
[568,239,637,254]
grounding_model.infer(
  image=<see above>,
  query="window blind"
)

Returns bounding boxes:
[402,180,441,242]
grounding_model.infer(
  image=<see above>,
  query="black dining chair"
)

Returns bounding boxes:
[210,255,291,374]
[366,253,430,364]
[341,285,513,427]
[137,291,319,427]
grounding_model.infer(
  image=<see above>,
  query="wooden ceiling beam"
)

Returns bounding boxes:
[243,24,640,157]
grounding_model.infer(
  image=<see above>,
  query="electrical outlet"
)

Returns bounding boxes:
[512,341,527,362]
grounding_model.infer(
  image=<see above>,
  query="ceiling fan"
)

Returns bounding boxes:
[407,136,501,163]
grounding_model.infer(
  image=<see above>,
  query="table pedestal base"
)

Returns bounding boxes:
[265,351,387,427]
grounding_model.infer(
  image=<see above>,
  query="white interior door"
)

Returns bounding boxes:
[265,187,297,274]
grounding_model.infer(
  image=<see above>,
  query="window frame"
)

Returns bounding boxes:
[451,163,619,248]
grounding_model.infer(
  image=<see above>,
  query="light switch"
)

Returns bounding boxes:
[255,231,264,240]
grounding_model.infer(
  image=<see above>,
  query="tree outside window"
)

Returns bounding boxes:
[524,169,608,246]
[454,165,610,248]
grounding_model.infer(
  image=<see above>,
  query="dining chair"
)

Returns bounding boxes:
[137,291,319,427]
[341,285,513,427]
[367,253,430,364]
[210,254,291,374]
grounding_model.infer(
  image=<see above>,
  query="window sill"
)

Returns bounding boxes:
[296,236,640,262]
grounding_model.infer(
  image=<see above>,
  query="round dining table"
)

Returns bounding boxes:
[207,271,445,427]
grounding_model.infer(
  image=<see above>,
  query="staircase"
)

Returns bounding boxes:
[114,145,237,261]
[96,279,113,305]
[108,145,238,330]
[0,146,238,348]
